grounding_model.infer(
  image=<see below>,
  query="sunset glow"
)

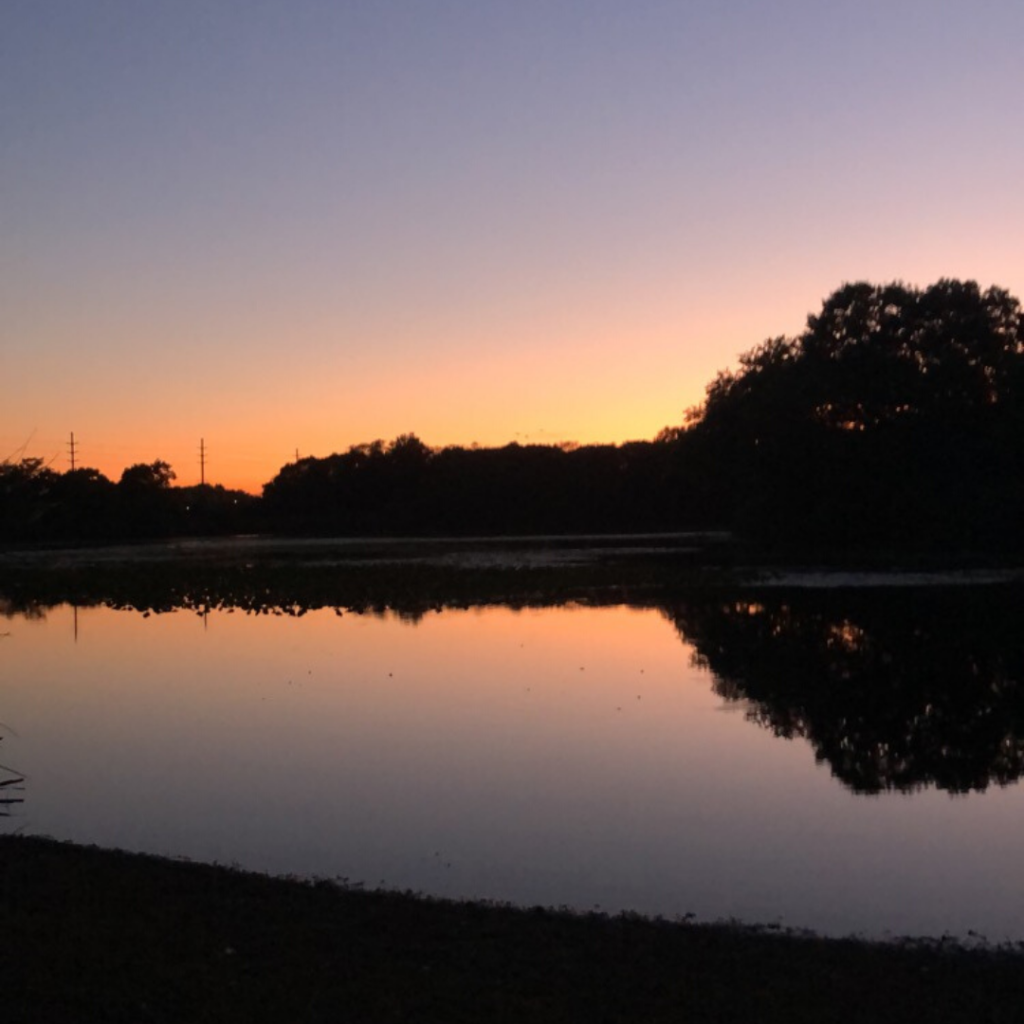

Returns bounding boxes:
[5,2,1024,492]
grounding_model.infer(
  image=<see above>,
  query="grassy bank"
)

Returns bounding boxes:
[2,835,1022,1023]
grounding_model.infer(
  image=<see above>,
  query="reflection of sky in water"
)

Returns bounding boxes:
[3,603,1024,941]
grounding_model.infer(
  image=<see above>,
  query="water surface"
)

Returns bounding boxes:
[3,589,1024,941]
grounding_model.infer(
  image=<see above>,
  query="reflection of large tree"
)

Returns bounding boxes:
[664,587,1024,794]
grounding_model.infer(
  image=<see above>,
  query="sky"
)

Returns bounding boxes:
[4,1,1024,493]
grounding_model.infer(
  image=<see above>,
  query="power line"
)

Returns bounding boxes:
[2,430,37,464]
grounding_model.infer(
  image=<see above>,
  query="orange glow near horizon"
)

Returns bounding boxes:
[3,309,739,492]
[8,259,1024,495]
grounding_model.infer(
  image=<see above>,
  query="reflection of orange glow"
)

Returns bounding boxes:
[827,621,866,653]
[732,602,765,616]
[6,602,819,790]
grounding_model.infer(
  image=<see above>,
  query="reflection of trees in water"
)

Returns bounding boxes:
[664,587,1024,794]
[0,597,46,621]
[0,558,671,626]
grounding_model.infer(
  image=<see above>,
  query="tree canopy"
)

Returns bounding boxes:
[681,279,1024,550]
[261,436,687,536]
[119,460,176,490]
[697,280,1022,431]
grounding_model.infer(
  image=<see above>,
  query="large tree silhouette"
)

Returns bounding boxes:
[119,460,176,490]
[682,280,1024,549]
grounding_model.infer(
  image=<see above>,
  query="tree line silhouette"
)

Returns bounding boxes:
[0,459,260,542]
[261,435,700,536]
[4,278,1023,550]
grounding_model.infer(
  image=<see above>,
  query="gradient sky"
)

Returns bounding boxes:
[4,1,1023,492]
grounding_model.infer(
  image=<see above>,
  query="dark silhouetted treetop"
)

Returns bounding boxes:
[679,279,1024,549]
[0,458,59,536]
[119,460,176,490]
[696,280,1022,435]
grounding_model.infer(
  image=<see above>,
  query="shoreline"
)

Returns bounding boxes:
[3,834,1023,1023]
[3,534,1022,621]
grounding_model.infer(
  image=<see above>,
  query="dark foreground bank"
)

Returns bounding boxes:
[2,836,1023,1024]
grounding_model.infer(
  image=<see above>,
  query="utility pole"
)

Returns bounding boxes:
[199,437,206,486]
[295,448,300,462]
[67,432,78,471]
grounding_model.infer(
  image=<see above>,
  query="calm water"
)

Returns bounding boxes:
[4,588,1024,941]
